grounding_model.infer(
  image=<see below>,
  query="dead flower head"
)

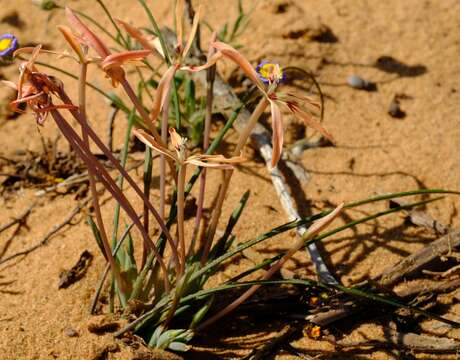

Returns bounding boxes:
[3,45,76,125]
[134,128,245,169]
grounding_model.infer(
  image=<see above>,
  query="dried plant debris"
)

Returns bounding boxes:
[337,329,460,353]
[87,316,121,335]
[0,137,86,195]
[91,343,120,360]
[58,250,93,289]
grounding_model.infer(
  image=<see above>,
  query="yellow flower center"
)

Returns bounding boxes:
[259,63,283,82]
[0,38,13,51]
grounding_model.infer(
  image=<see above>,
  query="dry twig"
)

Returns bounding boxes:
[336,329,460,353]
[0,203,35,235]
[0,199,89,266]
[308,211,460,326]
[377,230,460,287]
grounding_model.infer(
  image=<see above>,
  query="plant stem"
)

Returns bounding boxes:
[137,0,181,128]
[51,108,171,293]
[111,111,134,247]
[142,146,153,268]
[120,77,162,142]
[201,97,269,264]
[78,55,125,294]
[177,163,187,276]
[190,62,215,255]
[56,88,179,276]
[160,91,172,220]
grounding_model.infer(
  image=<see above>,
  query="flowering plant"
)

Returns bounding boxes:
[4,0,457,353]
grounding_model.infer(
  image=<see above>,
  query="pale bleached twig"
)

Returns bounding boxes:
[34,172,89,197]
[307,226,460,326]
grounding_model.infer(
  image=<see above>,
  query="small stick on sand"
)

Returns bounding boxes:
[0,199,89,266]
[336,328,460,353]
[0,204,35,235]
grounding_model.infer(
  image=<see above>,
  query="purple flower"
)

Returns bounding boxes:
[0,34,18,57]
[256,60,286,84]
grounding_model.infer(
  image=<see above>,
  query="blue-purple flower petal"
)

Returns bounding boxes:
[0,34,18,57]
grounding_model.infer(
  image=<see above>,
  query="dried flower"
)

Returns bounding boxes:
[4,45,76,124]
[134,128,245,169]
[0,34,18,58]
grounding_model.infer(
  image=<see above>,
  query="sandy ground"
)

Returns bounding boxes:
[1,0,460,359]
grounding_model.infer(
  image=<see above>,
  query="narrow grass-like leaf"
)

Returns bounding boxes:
[111,109,135,248]
[87,215,107,261]
[137,0,181,128]
[190,195,448,283]
[207,190,250,260]
[190,296,214,329]
[96,0,129,48]
[185,78,196,119]
[193,279,460,329]
[232,197,443,283]
[90,221,137,314]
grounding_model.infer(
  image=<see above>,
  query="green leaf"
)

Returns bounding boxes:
[148,325,164,347]
[168,341,190,352]
[87,216,107,261]
[184,78,196,119]
[208,190,250,260]
[229,196,445,285]
[190,296,214,329]
[190,193,452,284]
[218,23,228,41]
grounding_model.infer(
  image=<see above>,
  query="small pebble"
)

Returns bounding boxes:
[347,75,377,91]
[64,327,79,338]
[388,98,406,119]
